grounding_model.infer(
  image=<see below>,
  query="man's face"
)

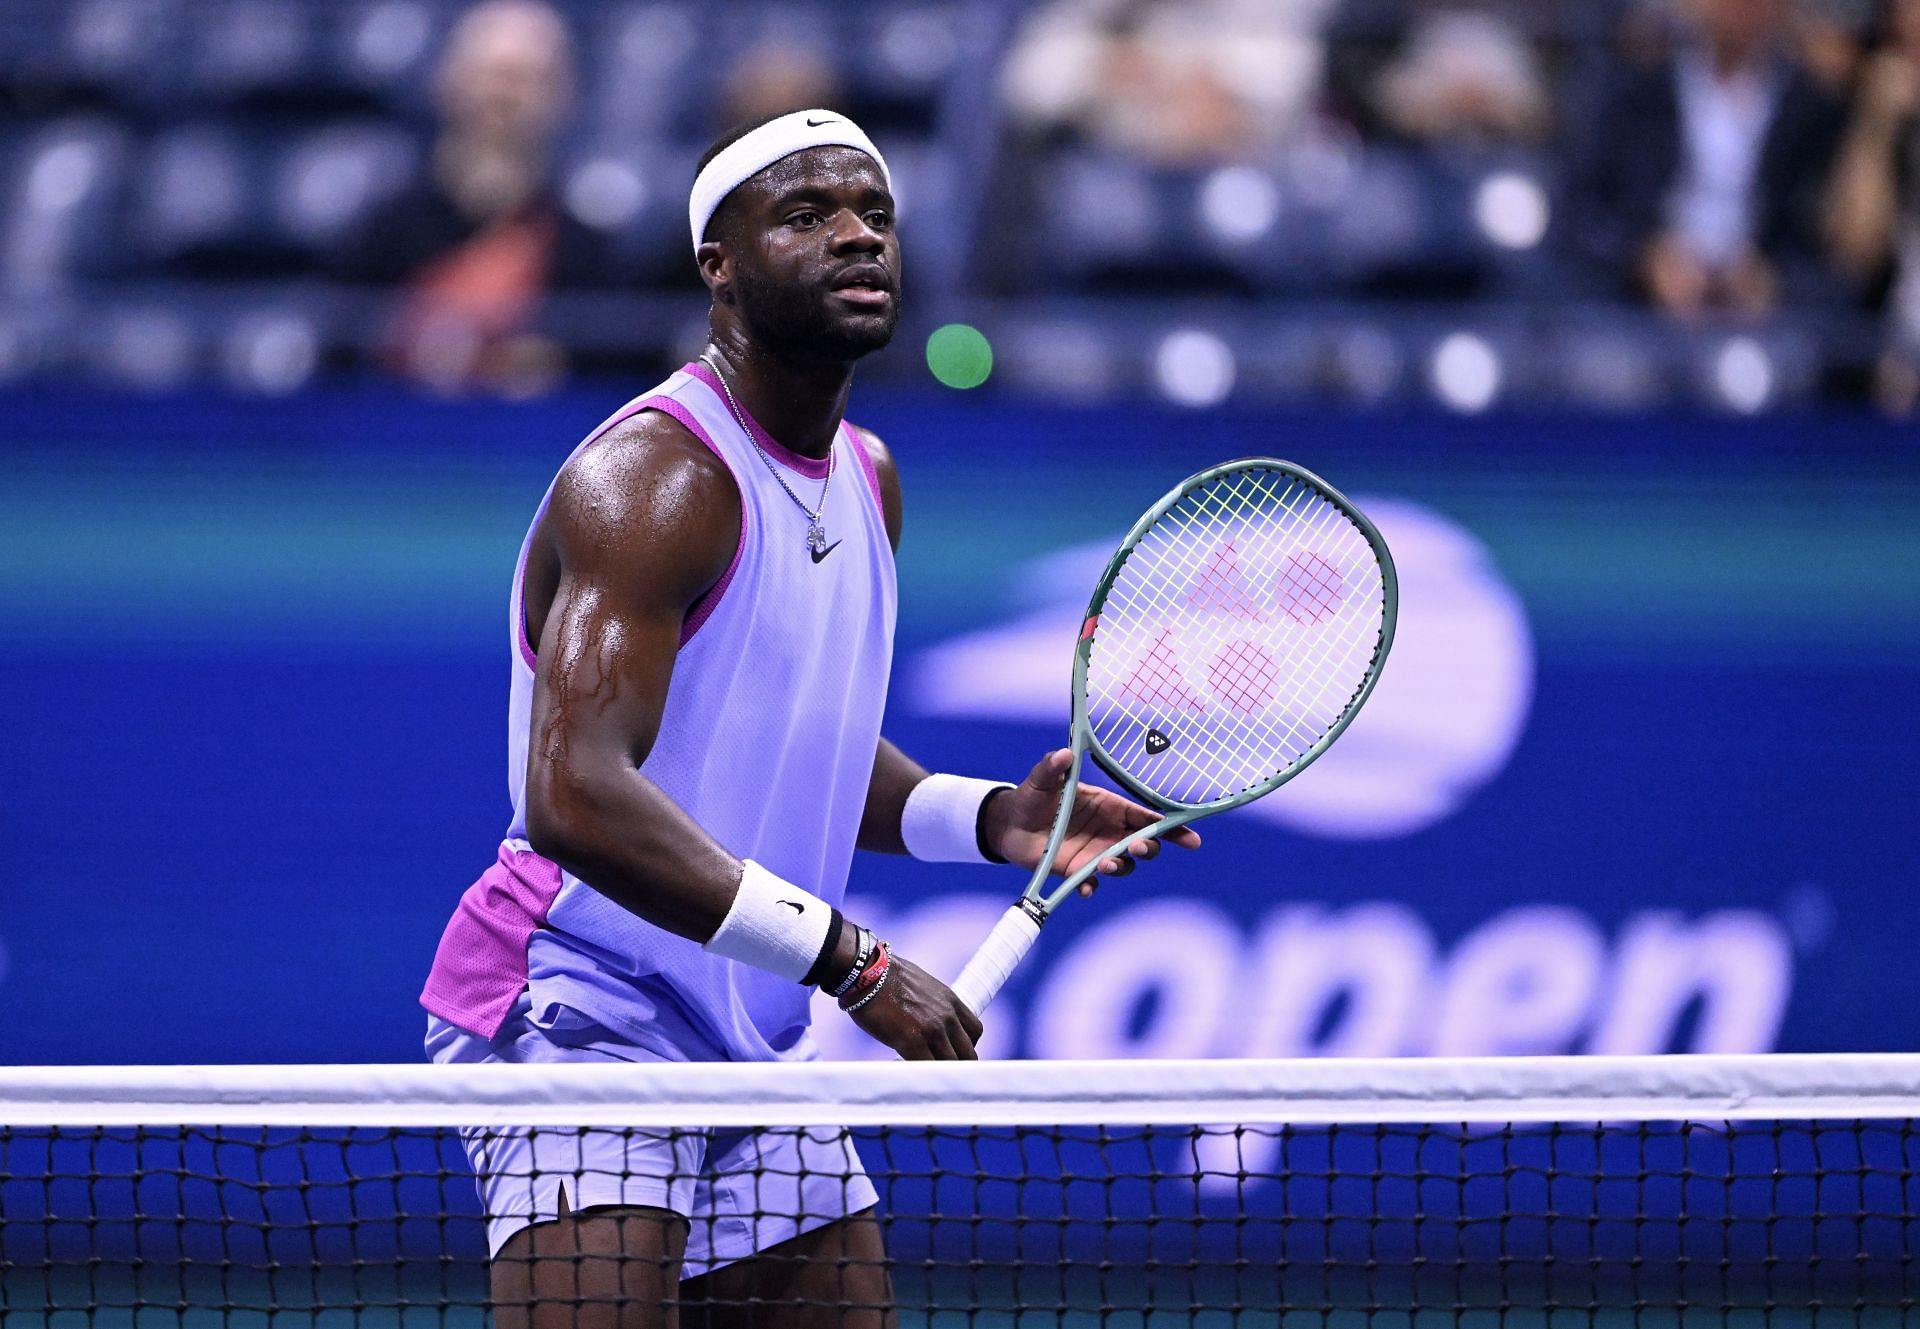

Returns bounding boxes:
[716,147,901,362]
[1693,0,1787,52]
[438,6,572,148]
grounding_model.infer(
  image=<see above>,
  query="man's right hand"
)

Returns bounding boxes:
[847,952,983,1060]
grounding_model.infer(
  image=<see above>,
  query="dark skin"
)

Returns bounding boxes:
[506,144,1200,1327]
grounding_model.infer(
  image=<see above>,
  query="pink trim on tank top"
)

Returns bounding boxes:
[513,537,541,670]
[640,397,748,645]
[514,391,747,658]
[841,422,884,512]
[683,360,833,480]
[419,841,565,1039]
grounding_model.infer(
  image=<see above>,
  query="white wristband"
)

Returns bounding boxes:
[704,861,834,984]
[900,774,1012,865]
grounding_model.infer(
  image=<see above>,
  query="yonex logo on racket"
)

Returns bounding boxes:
[1143,728,1172,756]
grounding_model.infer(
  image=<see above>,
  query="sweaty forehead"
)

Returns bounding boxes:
[733,146,890,208]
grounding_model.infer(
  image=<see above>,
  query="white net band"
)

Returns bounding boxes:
[6,1054,1920,1128]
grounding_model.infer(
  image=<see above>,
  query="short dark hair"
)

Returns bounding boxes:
[694,113,792,246]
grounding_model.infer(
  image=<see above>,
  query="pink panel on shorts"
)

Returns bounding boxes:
[419,842,566,1039]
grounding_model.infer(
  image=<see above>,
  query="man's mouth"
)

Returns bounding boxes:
[828,267,894,308]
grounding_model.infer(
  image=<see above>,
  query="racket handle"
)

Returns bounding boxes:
[950,903,1044,1017]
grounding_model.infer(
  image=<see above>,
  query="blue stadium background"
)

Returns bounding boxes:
[7,1,1920,1319]
[2,387,1914,1067]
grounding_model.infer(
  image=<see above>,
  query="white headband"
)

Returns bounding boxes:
[688,109,891,254]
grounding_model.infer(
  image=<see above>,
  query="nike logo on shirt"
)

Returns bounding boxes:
[809,540,844,564]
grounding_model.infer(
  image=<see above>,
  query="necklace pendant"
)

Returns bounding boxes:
[807,521,827,554]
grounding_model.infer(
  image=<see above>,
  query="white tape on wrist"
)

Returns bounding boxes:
[900,774,1011,865]
[704,861,834,984]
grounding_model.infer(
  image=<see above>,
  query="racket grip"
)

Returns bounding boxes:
[950,903,1043,1017]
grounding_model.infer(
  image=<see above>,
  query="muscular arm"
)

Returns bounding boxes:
[521,413,744,941]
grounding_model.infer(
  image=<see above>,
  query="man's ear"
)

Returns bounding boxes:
[696,241,732,302]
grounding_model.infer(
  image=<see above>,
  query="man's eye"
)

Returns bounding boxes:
[865,211,893,230]
[788,211,822,228]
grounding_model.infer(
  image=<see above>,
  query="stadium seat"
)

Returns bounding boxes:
[328,0,444,120]
[269,122,419,257]
[128,122,405,278]
[1036,152,1254,295]
[0,116,132,290]
[557,141,699,288]
[181,0,403,116]
[23,0,182,115]
[582,4,706,147]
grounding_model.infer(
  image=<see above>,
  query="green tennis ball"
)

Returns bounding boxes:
[926,324,993,389]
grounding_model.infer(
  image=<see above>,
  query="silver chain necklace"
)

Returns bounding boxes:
[700,353,834,555]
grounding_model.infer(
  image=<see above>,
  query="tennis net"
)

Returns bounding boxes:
[3,1055,1918,1327]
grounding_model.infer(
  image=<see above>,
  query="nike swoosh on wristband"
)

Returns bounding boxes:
[778,900,805,913]
[809,540,844,564]
[806,116,834,127]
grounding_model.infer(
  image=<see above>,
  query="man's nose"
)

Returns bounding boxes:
[828,209,885,252]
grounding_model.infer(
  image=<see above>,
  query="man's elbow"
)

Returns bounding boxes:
[523,764,597,867]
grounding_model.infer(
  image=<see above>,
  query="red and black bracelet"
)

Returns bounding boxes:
[838,940,893,1012]
[824,925,875,999]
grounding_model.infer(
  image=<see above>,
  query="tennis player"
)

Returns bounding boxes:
[419,110,1199,1327]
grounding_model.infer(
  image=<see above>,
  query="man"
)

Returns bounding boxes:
[330,0,613,391]
[1826,0,1920,412]
[1571,0,1846,319]
[419,109,1199,1327]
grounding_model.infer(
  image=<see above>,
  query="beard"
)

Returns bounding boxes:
[730,263,900,363]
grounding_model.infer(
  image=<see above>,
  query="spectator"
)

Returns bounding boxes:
[331,0,610,393]
[1370,9,1553,147]
[1001,0,1337,166]
[1826,0,1920,411]
[1572,0,1849,319]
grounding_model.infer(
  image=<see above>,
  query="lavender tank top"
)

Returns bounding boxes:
[420,363,896,1063]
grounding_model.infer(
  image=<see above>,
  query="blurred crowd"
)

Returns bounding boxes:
[4,0,1920,412]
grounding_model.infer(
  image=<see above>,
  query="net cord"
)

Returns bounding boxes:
[3,1055,1919,1129]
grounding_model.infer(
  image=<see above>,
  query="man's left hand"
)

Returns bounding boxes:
[981,749,1202,895]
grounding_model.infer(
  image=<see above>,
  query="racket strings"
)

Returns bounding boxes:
[1086,467,1388,807]
[1099,547,1374,797]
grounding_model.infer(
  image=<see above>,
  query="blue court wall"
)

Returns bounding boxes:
[0,388,1914,1066]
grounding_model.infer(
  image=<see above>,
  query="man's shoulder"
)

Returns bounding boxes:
[559,407,738,509]
[541,407,743,579]
[846,422,896,475]
[845,422,902,548]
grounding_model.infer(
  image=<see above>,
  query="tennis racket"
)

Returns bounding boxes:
[949,457,1398,1016]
